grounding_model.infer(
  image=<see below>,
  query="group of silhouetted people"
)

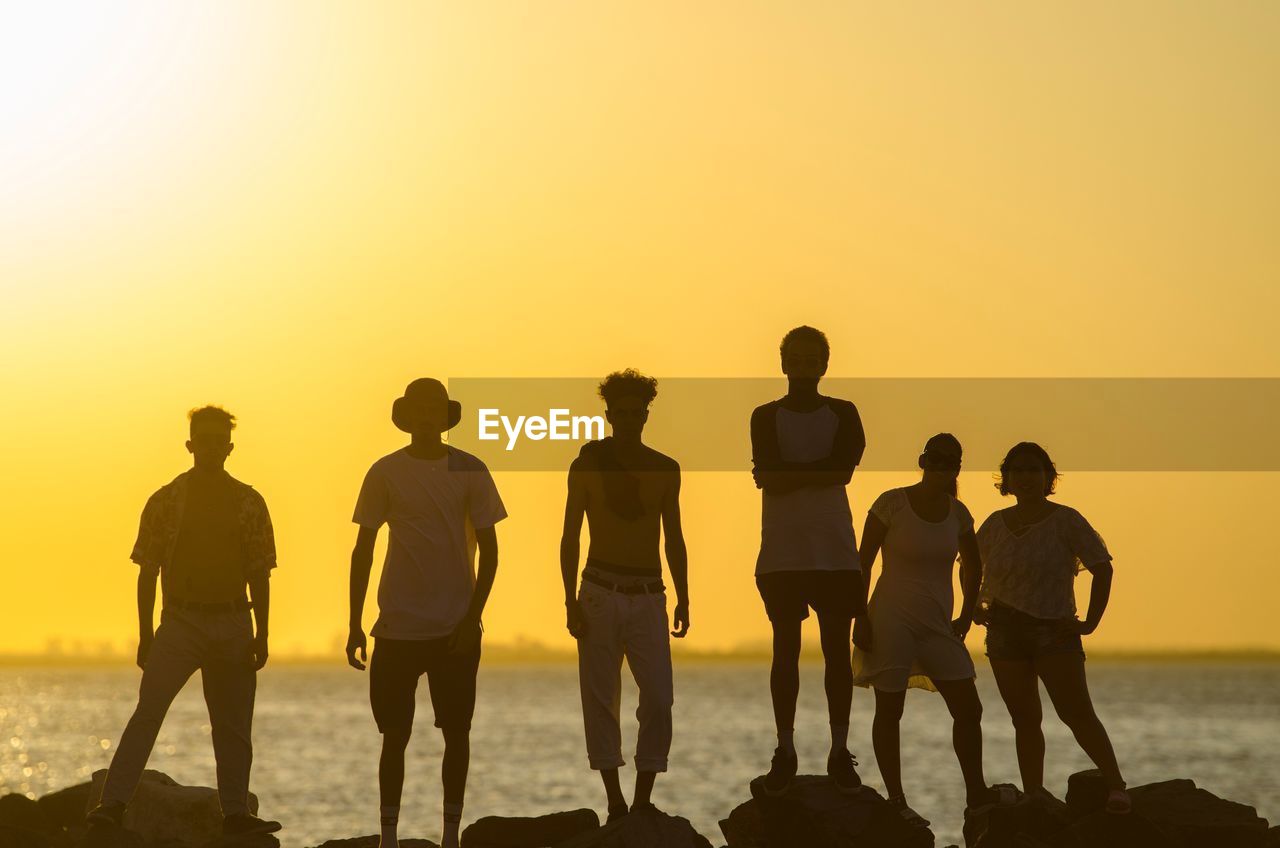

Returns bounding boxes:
[84,325,1129,847]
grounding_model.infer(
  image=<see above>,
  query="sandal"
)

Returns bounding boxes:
[888,795,931,828]
[1105,788,1132,815]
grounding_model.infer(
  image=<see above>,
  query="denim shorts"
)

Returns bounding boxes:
[984,603,1085,662]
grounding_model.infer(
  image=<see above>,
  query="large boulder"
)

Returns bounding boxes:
[37,783,93,838]
[1063,770,1108,817]
[85,769,261,848]
[1125,779,1269,847]
[962,785,1070,848]
[963,774,1272,848]
[0,822,57,848]
[718,799,765,848]
[460,810,599,847]
[1,793,61,837]
[553,807,711,848]
[721,775,934,848]
[307,839,437,848]
[1036,810,1184,848]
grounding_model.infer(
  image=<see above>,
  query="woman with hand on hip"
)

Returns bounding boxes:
[853,434,1008,827]
[975,441,1129,814]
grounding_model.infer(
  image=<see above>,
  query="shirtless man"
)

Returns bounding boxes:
[560,368,691,821]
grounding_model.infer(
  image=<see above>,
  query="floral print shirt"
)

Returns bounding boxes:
[130,470,277,584]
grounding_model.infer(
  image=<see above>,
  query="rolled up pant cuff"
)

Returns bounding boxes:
[588,755,626,771]
[634,758,669,773]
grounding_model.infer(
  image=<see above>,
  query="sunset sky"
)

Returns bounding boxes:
[2,2,1278,656]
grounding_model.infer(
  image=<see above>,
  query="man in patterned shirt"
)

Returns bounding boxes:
[87,406,281,838]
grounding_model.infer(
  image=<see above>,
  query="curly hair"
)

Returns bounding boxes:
[188,405,237,435]
[994,441,1059,496]
[598,369,658,407]
[779,325,830,361]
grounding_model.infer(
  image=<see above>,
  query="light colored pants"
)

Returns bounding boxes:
[101,606,257,816]
[577,581,673,773]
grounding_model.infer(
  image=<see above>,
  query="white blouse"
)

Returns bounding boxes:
[976,505,1112,620]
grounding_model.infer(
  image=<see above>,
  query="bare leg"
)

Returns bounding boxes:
[816,613,854,737]
[378,730,410,848]
[441,727,470,806]
[600,768,627,813]
[871,688,906,799]
[378,731,410,809]
[1036,653,1125,790]
[633,770,657,808]
[769,619,803,743]
[439,727,470,848]
[933,678,994,806]
[989,659,1044,793]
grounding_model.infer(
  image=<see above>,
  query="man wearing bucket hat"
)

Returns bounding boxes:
[347,378,507,848]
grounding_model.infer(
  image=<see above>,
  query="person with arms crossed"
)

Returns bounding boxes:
[751,325,866,796]
[347,378,507,848]
[561,369,690,822]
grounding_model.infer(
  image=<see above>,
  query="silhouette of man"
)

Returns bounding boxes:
[751,326,866,795]
[561,369,690,821]
[87,406,280,838]
[347,378,507,848]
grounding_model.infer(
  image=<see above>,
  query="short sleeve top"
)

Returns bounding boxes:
[130,471,277,588]
[976,504,1112,620]
[353,446,508,640]
[867,487,973,589]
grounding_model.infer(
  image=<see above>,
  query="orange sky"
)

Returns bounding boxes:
[2,2,1278,655]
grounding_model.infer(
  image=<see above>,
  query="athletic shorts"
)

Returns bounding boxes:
[369,636,481,735]
[984,603,1085,663]
[755,570,863,623]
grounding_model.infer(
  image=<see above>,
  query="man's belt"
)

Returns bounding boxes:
[166,596,252,613]
[582,572,665,595]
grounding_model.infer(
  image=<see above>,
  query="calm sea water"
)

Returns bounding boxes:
[2,662,1278,847]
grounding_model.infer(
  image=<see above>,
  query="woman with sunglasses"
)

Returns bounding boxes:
[974,442,1129,814]
[853,434,1008,827]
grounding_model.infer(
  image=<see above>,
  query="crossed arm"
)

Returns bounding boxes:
[750,401,865,496]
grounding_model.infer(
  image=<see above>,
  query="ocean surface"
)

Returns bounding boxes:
[2,661,1278,847]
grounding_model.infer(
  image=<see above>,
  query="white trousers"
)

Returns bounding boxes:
[576,581,673,772]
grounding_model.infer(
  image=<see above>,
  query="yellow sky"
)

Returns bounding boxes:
[2,2,1278,655]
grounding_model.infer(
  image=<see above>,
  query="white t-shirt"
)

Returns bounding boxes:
[353,446,508,640]
[756,404,860,575]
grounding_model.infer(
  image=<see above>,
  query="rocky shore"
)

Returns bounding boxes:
[1,768,1276,848]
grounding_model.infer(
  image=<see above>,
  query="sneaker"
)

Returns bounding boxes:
[826,749,862,794]
[762,747,798,796]
[223,813,283,837]
[606,802,629,824]
[888,795,931,828]
[86,801,126,826]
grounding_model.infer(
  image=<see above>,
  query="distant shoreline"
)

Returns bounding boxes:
[4,647,1280,667]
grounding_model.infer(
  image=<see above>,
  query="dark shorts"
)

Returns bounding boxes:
[984,603,1086,663]
[756,570,863,623]
[369,636,482,735]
